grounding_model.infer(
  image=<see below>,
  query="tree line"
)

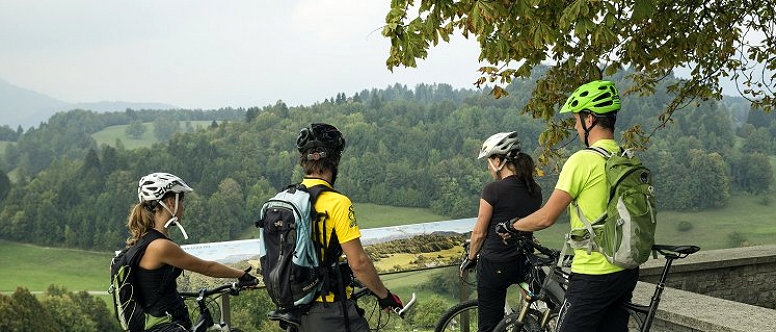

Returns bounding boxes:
[0,73,774,251]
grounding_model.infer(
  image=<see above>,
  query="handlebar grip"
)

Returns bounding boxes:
[396,293,417,318]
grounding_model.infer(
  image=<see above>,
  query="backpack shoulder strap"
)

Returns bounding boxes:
[127,229,167,267]
[585,146,613,158]
[306,184,337,203]
[305,184,337,254]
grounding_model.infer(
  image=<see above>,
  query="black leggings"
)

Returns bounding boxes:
[476,256,526,332]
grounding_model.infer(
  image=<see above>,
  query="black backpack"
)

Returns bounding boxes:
[109,230,169,332]
[256,184,347,311]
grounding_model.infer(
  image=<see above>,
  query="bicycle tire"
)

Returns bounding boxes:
[434,298,479,332]
[492,310,543,332]
[626,308,646,332]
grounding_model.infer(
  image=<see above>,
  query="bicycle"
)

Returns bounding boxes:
[179,279,258,332]
[493,244,700,332]
[491,237,568,332]
[267,279,418,332]
[435,238,566,332]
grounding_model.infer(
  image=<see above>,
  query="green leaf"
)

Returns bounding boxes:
[631,0,657,21]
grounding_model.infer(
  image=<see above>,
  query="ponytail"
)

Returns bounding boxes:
[125,203,155,246]
[512,153,542,197]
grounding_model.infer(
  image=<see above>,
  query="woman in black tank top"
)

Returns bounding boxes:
[459,132,542,332]
[124,173,258,331]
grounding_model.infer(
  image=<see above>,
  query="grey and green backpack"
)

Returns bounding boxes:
[565,147,657,269]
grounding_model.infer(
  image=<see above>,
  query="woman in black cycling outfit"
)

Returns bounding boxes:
[459,132,542,332]
[126,172,257,331]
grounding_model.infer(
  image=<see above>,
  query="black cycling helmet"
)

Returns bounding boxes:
[296,123,346,155]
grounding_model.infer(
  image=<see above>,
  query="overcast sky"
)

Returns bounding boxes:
[0,0,484,109]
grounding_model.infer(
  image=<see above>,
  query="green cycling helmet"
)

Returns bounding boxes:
[560,80,621,114]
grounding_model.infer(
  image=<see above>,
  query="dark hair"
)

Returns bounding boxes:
[299,148,341,175]
[508,152,542,197]
[583,111,617,131]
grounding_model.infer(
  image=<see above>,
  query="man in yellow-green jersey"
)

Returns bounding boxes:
[496,80,638,332]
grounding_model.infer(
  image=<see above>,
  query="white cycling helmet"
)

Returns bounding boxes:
[138,172,193,203]
[137,172,193,239]
[478,131,521,159]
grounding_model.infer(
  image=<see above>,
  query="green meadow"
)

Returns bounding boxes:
[90,121,218,149]
[0,241,112,293]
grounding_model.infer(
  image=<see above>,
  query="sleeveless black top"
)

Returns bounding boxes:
[135,230,190,326]
[480,175,542,262]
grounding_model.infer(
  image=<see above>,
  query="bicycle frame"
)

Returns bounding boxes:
[181,281,255,332]
[622,245,699,332]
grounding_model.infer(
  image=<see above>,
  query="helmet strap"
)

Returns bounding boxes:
[488,158,507,179]
[580,112,598,147]
[158,193,189,240]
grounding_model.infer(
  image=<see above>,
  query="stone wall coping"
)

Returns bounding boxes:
[639,244,776,277]
[632,281,776,332]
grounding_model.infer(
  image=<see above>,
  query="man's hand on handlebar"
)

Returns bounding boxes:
[237,266,259,288]
[378,290,404,313]
[496,220,520,238]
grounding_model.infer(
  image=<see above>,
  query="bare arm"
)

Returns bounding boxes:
[468,199,493,260]
[341,237,389,299]
[512,189,572,231]
[141,239,245,278]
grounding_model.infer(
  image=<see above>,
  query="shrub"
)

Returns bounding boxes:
[676,220,693,232]
[727,232,747,248]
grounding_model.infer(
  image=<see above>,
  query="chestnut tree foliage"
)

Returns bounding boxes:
[383,0,776,162]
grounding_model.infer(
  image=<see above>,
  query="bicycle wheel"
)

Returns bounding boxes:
[435,299,479,332]
[185,295,221,327]
[626,309,646,332]
[492,310,542,332]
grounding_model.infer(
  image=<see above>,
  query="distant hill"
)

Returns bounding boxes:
[0,77,177,129]
[0,78,70,129]
[70,100,178,113]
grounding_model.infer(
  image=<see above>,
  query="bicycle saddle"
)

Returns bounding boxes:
[652,244,700,256]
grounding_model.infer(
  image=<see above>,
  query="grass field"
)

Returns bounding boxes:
[354,203,448,229]
[0,241,112,293]
[0,140,10,157]
[90,121,217,149]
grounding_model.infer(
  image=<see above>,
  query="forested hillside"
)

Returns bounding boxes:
[0,74,774,251]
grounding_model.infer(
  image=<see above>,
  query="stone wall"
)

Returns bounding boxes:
[634,245,776,331]
[638,244,776,308]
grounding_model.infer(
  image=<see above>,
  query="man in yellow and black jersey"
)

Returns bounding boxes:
[497,81,639,332]
[295,123,404,332]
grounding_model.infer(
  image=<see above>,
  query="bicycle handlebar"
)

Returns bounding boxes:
[350,282,417,319]
[180,280,258,300]
[520,237,559,258]
[396,293,417,318]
